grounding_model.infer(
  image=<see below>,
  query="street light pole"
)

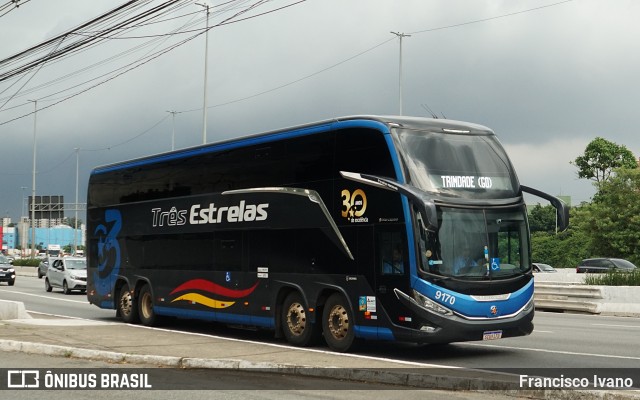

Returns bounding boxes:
[20,186,26,218]
[28,99,37,258]
[20,186,27,257]
[390,32,411,116]
[74,148,79,254]
[196,2,210,144]
[167,110,177,150]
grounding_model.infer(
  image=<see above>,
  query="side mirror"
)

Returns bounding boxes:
[340,171,439,231]
[521,185,570,232]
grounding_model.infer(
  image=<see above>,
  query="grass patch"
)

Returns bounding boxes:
[11,258,41,267]
[584,269,640,286]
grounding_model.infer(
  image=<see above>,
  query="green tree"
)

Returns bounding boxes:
[530,206,591,268]
[582,168,640,265]
[572,137,637,183]
[64,217,83,228]
[528,204,556,233]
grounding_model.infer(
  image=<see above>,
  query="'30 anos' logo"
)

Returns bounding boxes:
[341,189,367,220]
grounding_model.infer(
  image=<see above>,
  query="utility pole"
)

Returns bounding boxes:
[167,111,177,150]
[20,186,26,218]
[28,99,37,258]
[390,32,411,116]
[74,148,79,254]
[196,2,211,144]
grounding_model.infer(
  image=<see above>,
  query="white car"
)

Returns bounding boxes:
[45,257,87,294]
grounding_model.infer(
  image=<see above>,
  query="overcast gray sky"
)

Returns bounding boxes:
[1,0,638,222]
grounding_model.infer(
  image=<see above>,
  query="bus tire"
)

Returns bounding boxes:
[117,283,139,324]
[138,284,157,326]
[322,293,355,352]
[281,292,317,347]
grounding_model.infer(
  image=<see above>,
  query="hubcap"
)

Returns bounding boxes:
[327,305,349,340]
[120,291,132,315]
[286,302,306,336]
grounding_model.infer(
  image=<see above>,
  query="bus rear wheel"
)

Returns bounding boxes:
[322,293,355,352]
[138,284,157,326]
[117,283,139,324]
[282,292,317,347]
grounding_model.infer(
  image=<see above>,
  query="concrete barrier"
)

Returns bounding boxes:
[534,281,640,317]
[0,300,32,320]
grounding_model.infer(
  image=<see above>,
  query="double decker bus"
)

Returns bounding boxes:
[87,115,568,352]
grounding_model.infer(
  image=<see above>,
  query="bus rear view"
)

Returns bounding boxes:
[86,115,568,352]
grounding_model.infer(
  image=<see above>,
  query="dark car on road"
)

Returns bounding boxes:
[0,254,16,286]
[576,258,638,273]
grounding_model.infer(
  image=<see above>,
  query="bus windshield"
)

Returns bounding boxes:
[419,206,530,280]
[395,128,519,199]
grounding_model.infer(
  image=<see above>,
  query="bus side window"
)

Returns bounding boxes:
[379,231,405,275]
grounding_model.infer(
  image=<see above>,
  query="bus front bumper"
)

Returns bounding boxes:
[392,288,534,344]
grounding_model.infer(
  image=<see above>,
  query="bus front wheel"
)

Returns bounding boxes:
[117,284,139,324]
[138,284,158,326]
[322,293,355,352]
[281,292,317,347]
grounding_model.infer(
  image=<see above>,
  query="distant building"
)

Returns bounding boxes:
[1,226,17,251]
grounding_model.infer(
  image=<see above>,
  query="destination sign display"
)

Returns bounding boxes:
[436,175,513,191]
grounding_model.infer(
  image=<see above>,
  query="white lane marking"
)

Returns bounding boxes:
[9,318,112,326]
[0,289,87,304]
[532,330,553,333]
[458,342,640,361]
[592,323,640,329]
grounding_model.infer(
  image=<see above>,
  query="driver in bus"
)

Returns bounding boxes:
[453,246,481,274]
[383,245,405,274]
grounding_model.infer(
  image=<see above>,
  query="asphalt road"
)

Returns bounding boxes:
[2,274,640,372]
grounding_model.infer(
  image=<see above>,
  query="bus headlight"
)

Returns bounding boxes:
[413,290,453,316]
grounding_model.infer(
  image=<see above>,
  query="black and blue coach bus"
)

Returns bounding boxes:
[87,115,568,352]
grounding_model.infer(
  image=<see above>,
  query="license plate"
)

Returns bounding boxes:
[0,273,5,277]
[482,330,502,340]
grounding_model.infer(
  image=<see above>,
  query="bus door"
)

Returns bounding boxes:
[374,228,409,327]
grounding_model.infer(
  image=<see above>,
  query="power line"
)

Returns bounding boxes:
[0,0,32,18]
[408,0,574,35]
[180,0,575,115]
[68,0,576,151]
[0,0,574,140]
[0,0,307,124]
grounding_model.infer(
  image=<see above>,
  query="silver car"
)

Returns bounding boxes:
[45,257,87,294]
